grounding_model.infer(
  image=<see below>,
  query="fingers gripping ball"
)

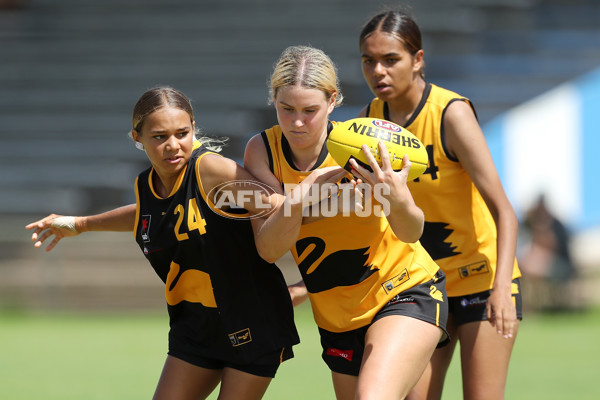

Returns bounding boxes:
[326,118,428,181]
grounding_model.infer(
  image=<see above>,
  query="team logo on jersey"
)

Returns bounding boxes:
[229,328,252,346]
[295,238,378,293]
[164,263,217,307]
[141,215,151,242]
[381,268,410,294]
[208,180,280,220]
[458,261,490,279]
[419,222,460,260]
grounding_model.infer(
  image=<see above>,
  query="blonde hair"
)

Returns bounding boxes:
[196,136,227,153]
[268,45,343,106]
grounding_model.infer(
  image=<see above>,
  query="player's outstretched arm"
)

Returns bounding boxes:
[25,204,137,252]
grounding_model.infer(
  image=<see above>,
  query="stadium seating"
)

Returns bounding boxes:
[1,0,599,214]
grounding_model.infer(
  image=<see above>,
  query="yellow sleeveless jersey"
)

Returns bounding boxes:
[261,123,440,332]
[366,83,521,297]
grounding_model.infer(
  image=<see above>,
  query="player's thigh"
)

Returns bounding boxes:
[153,355,222,400]
[407,315,459,400]
[331,371,358,400]
[427,311,459,380]
[457,319,520,400]
[358,315,442,399]
[217,367,272,400]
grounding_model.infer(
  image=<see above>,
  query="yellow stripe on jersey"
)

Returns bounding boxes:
[146,164,189,199]
[133,176,141,240]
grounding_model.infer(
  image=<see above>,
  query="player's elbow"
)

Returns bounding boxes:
[400,231,422,243]
[256,242,283,264]
[394,227,423,243]
[259,252,280,264]
[395,216,424,243]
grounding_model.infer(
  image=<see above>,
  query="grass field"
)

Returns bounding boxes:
[1,303,599,399]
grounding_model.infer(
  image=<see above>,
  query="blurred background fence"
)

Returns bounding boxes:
[1,0,600,312]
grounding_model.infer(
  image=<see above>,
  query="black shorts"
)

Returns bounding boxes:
[448,278,523,325]
[318,271,449,376]
[168,346,294,378]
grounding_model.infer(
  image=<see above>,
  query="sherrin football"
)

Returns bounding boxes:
[327,117,428,181]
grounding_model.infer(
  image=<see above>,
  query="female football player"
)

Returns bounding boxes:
[26,86,344,400]
[243,45,448,400]
[358,10,522,400]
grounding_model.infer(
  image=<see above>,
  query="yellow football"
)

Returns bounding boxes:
[327,117,428,181]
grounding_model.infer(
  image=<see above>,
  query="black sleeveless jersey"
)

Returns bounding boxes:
[133,145,299,364]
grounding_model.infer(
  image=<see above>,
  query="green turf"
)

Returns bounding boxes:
[1,304,599,399]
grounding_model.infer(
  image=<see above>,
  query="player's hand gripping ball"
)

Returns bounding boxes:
[326,117,428,181]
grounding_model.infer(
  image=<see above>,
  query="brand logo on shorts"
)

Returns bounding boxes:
[229,328,252,347]
[326,348,354,361]
[387,294,415,305]
[141,215,151,242]
[458,261,489,279]
[460,296,488,308]
[382,268,410,294]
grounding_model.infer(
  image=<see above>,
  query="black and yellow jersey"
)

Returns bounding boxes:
[260,123,440,333]
[365,83,521,296]
[133,145,299,363]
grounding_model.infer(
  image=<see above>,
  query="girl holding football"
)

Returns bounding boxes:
[243,45,448,400]
[357,10,522,400]
[26,86,344,400]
